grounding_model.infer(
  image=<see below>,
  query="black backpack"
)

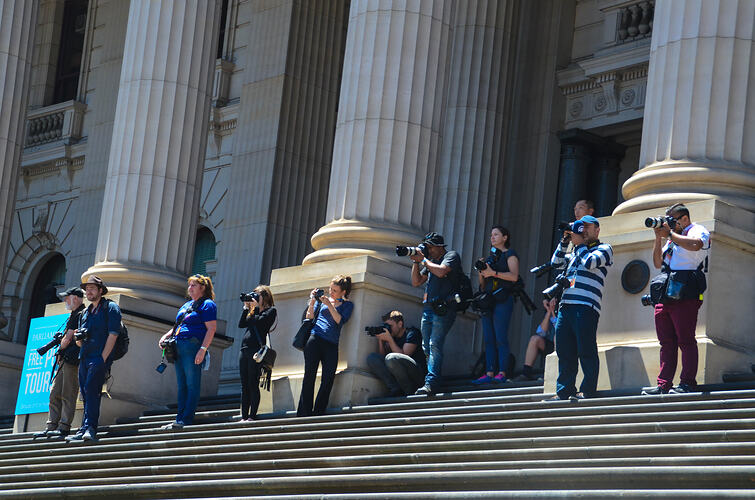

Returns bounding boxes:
[104,299,129,361]
[453,269,475,313]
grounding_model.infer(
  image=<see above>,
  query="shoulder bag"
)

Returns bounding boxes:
[292,302,322,351]
[252,323,277,391]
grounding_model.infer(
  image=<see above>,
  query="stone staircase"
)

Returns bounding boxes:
[0,380,754,498]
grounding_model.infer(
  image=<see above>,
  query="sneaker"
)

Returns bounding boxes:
[544,394,566,402]
[66,430,86,442]
[493,373,507,383]
[568,392,586,401]
[415,385,434,396]
[641,385,669,395]
[513,374,533,382]
[47,429,69,439]
[82,427,97,442]
[670,383,696,394]
[472,375,493,385]
[160,422,184,430]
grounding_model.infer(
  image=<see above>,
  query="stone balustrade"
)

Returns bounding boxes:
[616,0,654,43]
[25,100,86,147]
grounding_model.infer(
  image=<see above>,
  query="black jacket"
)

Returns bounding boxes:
[238,307,277,352]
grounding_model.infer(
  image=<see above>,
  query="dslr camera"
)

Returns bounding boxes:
[239,291,260,302]
[36,331,64,357]
[542,273,570,301]
[396,242,428,257]
[645,215,676,229]
[74,327,89,342]
[641,294,654,306]
[312,288,325,299]
[474,247,503,271]
[365,323,391,336]
[556,221,572,232]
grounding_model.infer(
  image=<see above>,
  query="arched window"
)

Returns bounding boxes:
[25,253,66,343]
[192,227,217,276]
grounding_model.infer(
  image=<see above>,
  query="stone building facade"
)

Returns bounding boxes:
[0,0,752,418]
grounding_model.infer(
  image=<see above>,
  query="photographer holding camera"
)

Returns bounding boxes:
[408,232,462,396]
[366,311,426,397]
[473,226,519,384]
[32,287,84,440]
[238,286,277,420]
[66,276,122,442]
[546,215,613,401]
[297,275,354,417]
[642,203,710,395]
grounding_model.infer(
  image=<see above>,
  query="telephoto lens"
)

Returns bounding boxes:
[364,323,390,336]
[645,216,675,228]
[395,243,428,257]
[542,274,571,301]
[641,294,654,306]
[474,259,487,271]
[239,291,260,302]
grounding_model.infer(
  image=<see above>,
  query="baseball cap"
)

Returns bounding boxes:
[579,215,600,226]
[57,286,84,299]
[422,232,446,247]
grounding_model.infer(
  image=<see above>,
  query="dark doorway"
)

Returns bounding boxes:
[24,254,66,343]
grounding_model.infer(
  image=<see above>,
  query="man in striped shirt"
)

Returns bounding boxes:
[547,215,613,401]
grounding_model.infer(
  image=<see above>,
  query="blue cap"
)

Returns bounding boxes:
[579,215,600,226]
[570,220,585,234]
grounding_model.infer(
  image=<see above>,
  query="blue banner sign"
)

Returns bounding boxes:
[15,314,69,415]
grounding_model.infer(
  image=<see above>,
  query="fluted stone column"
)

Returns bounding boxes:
[83,0,222,305]
[432,0,517,269]
[615,0,755,214]
[0,0,38,330]
[303,0,454,265]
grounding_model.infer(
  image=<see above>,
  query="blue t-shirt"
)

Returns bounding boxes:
[79,299,122,360]
[424,250,462,304]
[176,299,217,340]
[312,300,354,345]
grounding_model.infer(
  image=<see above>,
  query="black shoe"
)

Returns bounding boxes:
[46,429,70,439]
[670,383,696,394]
[32,429,52,439]
[641,385,669,395]
[568,392,586,401]
[513,374,532,382]
[414,385,434,396]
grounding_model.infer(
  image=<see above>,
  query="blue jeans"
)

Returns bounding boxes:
[554,304,600,398]
[481,297,513,374]
[175,338,203,425]
[421,308,456,390]
[78,356,109,433]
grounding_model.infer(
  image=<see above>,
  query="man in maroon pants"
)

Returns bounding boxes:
[643,204,710,395]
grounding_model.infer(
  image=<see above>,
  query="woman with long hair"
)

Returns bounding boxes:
[474,226,519,384]
[238,285,276,421]
[297,275,353,416]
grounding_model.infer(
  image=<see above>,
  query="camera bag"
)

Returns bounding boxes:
[161,303,197,363]
[292,302,322,351]
[252,324,276,391]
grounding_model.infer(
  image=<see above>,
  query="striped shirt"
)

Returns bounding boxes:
[550,240,613,314]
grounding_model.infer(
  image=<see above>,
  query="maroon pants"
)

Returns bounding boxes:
[654,299,702,389]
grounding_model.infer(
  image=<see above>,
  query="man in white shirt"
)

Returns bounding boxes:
[644,203,710,395]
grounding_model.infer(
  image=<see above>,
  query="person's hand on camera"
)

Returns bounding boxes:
[375,329,392,342]
[308,288,319,306]
[243,301,253,310]
[479,264,495,278]
[655,222,671,238]
[570,230,586,246]
[560,231,572,244]
[409,250,424,263]
[158,331,171,349]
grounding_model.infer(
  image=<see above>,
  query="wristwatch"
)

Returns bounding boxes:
[199,346,208,351]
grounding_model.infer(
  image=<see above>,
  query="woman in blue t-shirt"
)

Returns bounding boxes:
[158,274,217,429]
[297,275,354,416]
[473,226,519,384]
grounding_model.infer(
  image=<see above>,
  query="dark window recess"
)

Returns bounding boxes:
[192,227,217,276]
[52,0,88,104]
[216,0,230,59]
[25,254,66,343]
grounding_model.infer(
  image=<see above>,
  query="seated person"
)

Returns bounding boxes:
[366,311,426,397]
[515,298,557,381]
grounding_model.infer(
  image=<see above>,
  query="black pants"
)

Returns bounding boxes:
[297,335,339,416]
[239,350,262,419]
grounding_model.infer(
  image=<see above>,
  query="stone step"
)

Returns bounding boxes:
[1,428,753,474]
[2,407,754,459]
[2,441,751,485]
[4,397,755,454]
[3,454,755,490]
[1,466,753,498]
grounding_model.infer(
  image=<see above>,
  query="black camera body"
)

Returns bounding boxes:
[36,331,64,357]
[641,294,654,306]
[645,215,676,229]
[543,273,571,301]
[474,247,503,272]
[557,221,572,232]
[74,328,89,343]
[365,323,391,336]
[530,263,554,279]
[239,291,260,302]
[313,288,325,299]
[396,243,428,257]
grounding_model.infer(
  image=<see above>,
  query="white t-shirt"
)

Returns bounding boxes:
[662,222,710,270]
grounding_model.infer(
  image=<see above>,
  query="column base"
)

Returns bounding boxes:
[304,219,426,266]
[81,262,189,308]
[268,255,483,409]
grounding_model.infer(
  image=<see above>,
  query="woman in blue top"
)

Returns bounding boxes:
[474,226,519,384]
[297,275,354,416]
[158,274,217,429]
